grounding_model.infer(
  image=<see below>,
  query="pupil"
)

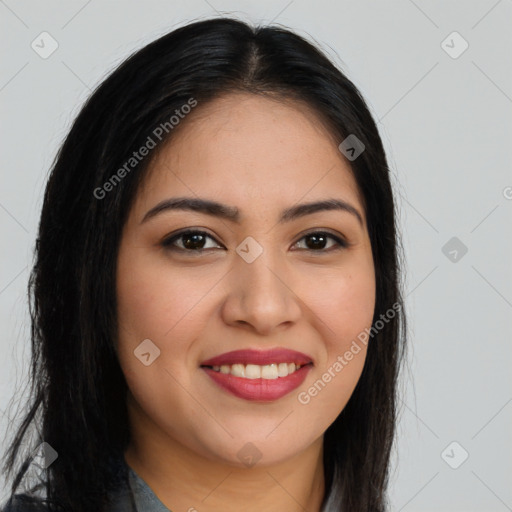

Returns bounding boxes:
[307,234,325,250]
[184,234,205,249]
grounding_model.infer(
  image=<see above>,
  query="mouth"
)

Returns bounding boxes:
[200,348,313,401]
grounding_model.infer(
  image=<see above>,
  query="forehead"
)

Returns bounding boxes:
[136,92,365,222]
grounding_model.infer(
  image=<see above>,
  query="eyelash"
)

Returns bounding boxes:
[161,229,349,254]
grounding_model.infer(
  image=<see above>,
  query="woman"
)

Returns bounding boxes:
[1,17,407,512]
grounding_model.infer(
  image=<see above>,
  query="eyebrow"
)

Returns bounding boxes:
[141,196,364,226]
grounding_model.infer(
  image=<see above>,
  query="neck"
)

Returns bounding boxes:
[124,394,325,512]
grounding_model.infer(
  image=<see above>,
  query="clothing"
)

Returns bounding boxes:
[0,455,171,512]
[110,461,171,512]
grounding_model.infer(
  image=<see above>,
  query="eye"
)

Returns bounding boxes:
[161,229,223,252]
[161,229,349,254]
[292,231,348,252]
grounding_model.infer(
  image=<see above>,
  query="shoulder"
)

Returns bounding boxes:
[1,493,49,511]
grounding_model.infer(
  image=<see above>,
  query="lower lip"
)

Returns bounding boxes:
[201,364,312,401]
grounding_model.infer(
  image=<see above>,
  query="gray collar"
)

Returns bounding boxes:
[126,465,172,512]
[106,457,172,512]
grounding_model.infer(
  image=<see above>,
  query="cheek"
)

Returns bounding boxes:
[329,273,375,343]
[115,247,221,399]
[115,252,210,434]
[310,258,376,351]
[299,258,375,409]
[116,246,216,342]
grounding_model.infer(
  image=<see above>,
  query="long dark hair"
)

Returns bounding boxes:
[1,17,407,512]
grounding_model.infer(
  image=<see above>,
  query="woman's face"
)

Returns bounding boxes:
[116,92,376,468]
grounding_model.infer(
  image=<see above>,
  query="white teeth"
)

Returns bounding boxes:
[261,364,278,379]
[278,363,288,377]
[231,364,245,378]
[245,364,261,379]
[209,362,303,379]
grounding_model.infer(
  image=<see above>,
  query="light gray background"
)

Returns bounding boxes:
[1,1,511,510]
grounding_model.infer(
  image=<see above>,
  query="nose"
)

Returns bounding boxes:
[220,248,302,336]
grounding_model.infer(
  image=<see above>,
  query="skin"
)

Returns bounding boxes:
[116,92,376,512]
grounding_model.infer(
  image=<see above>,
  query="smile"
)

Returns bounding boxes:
[200,348,314,401]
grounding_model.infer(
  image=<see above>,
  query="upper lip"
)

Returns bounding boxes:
[200,348,313,367]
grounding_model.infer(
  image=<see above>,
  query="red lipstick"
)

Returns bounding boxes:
[200,348,312,367]
[200,348,313,402]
